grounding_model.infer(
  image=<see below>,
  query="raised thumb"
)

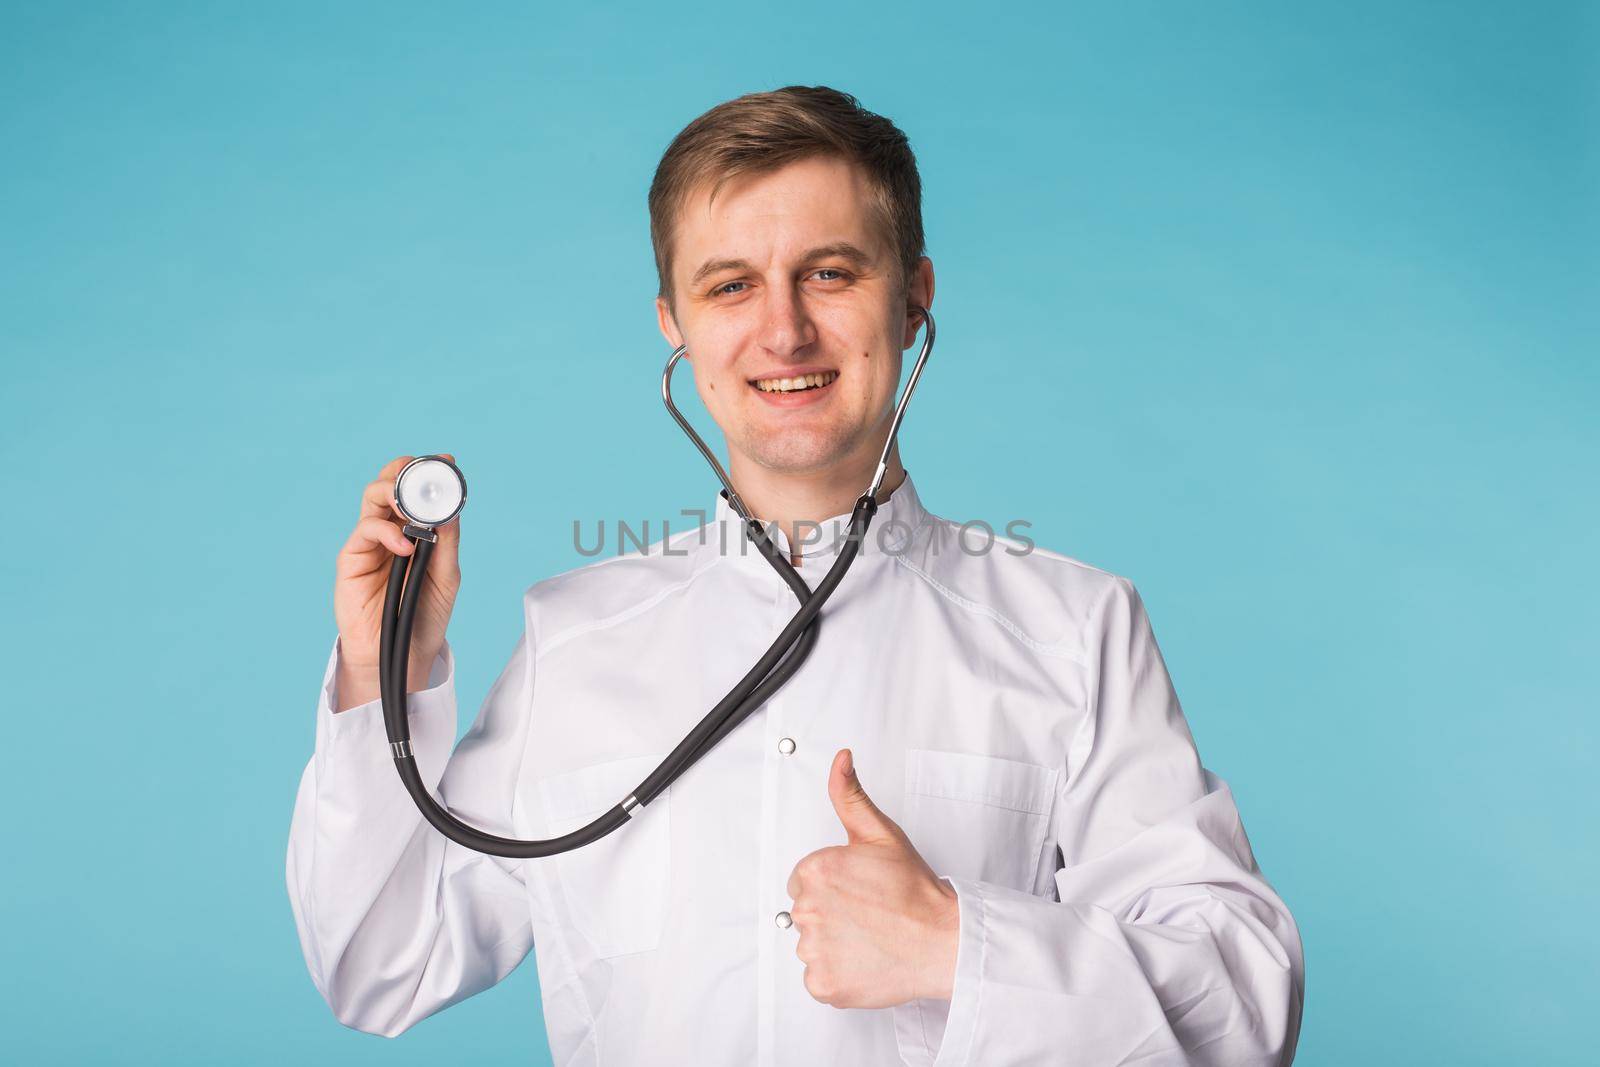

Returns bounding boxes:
[827,748,896,844]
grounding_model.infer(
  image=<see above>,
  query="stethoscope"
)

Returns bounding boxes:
[379,305,935,858]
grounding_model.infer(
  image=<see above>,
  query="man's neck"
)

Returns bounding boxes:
[728,448,907,566]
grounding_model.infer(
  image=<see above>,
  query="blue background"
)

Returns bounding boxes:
[3,2,1594,1063]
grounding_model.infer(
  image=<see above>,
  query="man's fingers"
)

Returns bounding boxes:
[786,863,802,901]
[378,454,415,480]
[359,478,400,521]
[357,454,414,520]
[433,516,462,548]
[341,516,414,563]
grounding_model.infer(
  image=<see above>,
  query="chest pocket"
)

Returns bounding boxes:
[537,754,671,959]
[902,748,1059,892]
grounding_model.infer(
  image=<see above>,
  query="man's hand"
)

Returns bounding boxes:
[786,748,960,1009]
[332,454,462,712]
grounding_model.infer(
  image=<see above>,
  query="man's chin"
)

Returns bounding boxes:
[737,431,853,478]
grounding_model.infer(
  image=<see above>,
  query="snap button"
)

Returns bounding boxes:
[774,910,793,929]
[777,737,796,755]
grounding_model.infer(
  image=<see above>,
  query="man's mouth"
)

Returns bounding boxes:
[749,370,839,394]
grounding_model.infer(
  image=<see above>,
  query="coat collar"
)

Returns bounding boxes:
[701,471,931,580]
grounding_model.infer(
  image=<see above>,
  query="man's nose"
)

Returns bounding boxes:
[757,284,818,360]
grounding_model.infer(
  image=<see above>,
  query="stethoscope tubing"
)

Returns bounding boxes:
[379,306,933,859]
[380,501,866,857]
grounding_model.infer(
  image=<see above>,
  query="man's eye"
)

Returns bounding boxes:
[813,268,847,282]
[713,281,747,296]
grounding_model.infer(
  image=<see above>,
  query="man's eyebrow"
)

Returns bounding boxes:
[689,257,752,287]
[688,242,876,287]
[804,242,874,270]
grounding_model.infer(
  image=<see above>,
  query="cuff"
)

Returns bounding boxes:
[317,635,455,745]
[893,875,984,1067]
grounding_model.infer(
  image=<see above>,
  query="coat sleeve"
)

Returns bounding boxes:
[895,576,1305,1066]
[284,619,537,1037]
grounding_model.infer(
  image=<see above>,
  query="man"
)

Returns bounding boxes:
[287,85,1304,1065]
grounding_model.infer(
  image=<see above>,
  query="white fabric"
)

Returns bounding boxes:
[286,474,1304,1064]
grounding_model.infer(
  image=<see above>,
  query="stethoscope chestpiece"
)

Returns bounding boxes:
[392,454,468,534]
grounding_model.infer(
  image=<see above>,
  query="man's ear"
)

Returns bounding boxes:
[656,295,685,351]
[902,256,935,349]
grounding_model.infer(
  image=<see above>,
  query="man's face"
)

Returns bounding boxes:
[656,155,932,480]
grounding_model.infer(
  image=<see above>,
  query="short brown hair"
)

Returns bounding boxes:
[648,85,924,309]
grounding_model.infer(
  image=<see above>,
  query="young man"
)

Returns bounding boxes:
[287,86,1304,1065]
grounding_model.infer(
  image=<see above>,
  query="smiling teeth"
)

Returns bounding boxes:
[754,371,838,393]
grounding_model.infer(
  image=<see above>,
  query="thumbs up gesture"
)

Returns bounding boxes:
[785,748,960,1008]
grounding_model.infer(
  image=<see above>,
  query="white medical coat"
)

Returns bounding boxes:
[286,474,1304,1064]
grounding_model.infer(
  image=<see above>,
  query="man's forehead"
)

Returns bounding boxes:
[675,159,884,272]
